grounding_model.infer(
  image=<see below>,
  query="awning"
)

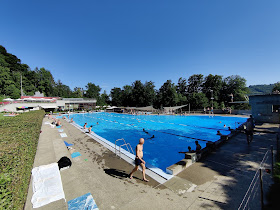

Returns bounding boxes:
[132,106,156,111]
[40,105,58,109]
[106,106,118,110]
[163,105,188,112]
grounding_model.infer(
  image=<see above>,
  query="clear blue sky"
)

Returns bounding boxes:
[2,0,280,93]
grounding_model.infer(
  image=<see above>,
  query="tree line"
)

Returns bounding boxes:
[1,45,279,110]
[110,75,250,110]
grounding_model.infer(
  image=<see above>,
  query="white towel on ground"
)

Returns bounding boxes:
[31,163,65,208]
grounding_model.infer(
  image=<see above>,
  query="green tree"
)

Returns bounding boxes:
[85,82,101,99]
[188,92,209,109]
[202,74,223,108]
[272,82,280,93]
[122,85,133,107]
[35,68,56,96]
[143,81,156,106]
[54,80,73,98]
[222,75,248,102]
[5,84,21,99]
[176,77,187,96]
[98,91,110,106]
[110,87,122,106]
[187,74,204,94]
[0,66,13,95]
[72,87,84,98]
[131,80,146,107]
[156,80,179,107]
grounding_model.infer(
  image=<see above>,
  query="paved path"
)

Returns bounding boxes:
[25,117,279,210]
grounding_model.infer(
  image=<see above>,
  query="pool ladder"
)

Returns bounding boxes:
[115,138,134,158]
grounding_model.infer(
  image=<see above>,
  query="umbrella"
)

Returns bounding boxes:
[3,98,14,101]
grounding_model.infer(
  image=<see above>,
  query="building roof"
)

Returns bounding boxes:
[39,105,58,109]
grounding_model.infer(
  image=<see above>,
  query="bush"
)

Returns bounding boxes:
[0,110,45,209]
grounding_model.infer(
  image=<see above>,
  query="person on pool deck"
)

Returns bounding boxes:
[129,138,149,182]
[83,123,88,129]
[245,115,255,144]
[70,118,74,123]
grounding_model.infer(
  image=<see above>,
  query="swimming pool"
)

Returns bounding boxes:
[69,113,247,172]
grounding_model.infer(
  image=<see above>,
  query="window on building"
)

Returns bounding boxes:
[272,105,280,113]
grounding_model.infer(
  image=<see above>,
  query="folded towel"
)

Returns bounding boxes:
[60,133,67,138]
[68,193,98,210]
[71,152,81,158]
[31,163,65,208]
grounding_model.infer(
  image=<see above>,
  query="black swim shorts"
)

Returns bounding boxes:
[246,130,253,136]
[135,158,143,166]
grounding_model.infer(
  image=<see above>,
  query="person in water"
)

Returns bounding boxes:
[129,138,149,182]
[143,128,149,134]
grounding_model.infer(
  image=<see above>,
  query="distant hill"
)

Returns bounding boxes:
[248,84,274,95]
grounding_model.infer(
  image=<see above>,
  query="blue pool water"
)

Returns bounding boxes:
[69,113,247,172]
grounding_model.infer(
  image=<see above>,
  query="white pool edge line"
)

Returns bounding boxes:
[67,120,173,184]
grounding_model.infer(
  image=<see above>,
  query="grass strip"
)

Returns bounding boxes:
[0,110,45,209]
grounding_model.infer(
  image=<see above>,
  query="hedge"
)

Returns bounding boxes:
[0,110,45,209]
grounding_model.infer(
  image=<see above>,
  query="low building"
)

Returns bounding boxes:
[249,94,280,123]
[0,96,96,112]
[60,98,97,111]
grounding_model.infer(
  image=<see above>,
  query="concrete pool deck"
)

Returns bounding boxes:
[25,116,279,210]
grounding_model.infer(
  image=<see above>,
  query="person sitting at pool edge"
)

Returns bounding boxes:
[129,138,149,182]
[56,119,62,127]
[70,118,74,123]
[216,131,222,136]
[179,146,193,153]
[86,125,93,133]
[83,123,88,129]
[195,141,202,153]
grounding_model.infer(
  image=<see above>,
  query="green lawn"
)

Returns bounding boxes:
[0,113,5,120]
[0,111,45,209]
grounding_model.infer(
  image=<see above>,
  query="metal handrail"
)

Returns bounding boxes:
[115,138,134,157]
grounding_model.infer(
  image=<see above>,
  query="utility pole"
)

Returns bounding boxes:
[21,75,23,97]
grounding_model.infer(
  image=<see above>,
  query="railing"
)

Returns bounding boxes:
[238,146,275,210]
[115,138,134,158]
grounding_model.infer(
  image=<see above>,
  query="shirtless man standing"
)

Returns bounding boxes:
[129,138,149,182]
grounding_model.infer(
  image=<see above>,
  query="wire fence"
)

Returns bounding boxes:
[238,145,275,210]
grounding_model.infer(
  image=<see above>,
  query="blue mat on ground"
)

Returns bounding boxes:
[64,141,73,147]
[56,125,61,128]
[71,152,81,158]
[68,193,98,210]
